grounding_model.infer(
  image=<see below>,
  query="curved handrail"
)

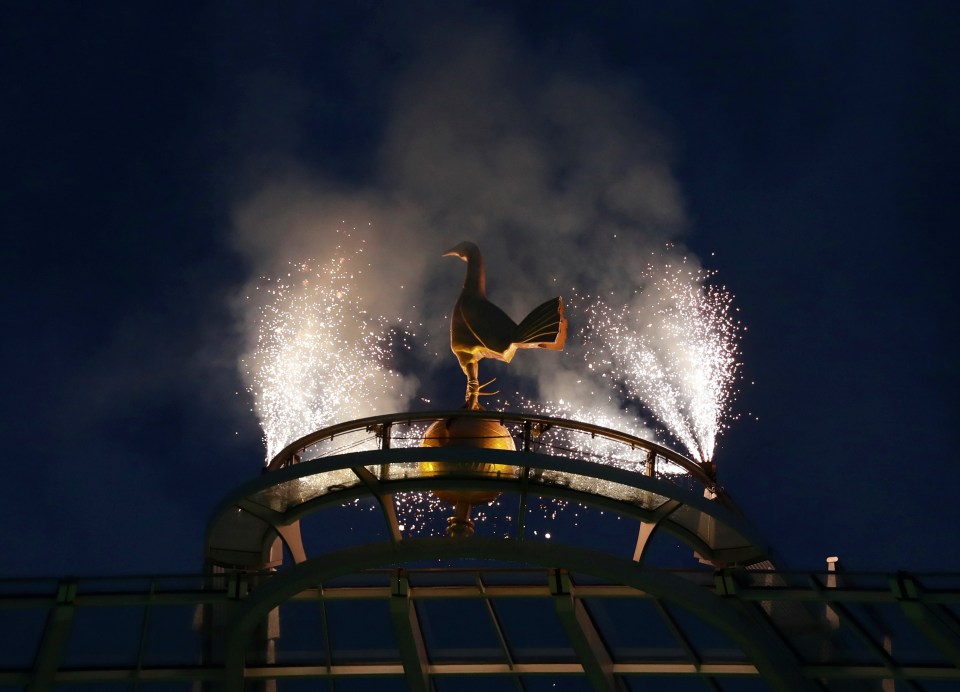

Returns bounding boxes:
[266,409,716,488]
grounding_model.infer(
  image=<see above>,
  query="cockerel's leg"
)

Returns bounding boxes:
[465,361,480,410]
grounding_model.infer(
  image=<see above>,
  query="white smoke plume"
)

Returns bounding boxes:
[231,22,703,458]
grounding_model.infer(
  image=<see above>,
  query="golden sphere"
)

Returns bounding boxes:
[420,416,517,506]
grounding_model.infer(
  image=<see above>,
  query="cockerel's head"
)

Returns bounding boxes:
[442,241,480,263]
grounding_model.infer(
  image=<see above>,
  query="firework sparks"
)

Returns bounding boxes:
[241,234,416,461]
[581,261,741,463]
[238,229,740,542]
[499,395,661,472]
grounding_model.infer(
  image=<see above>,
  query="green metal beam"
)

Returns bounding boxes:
[27,579,76,692]
[352,465,402,542]
[893,573,960,668]
[550,569,621,692]
[388,571,430,692]
[222,538,813,692]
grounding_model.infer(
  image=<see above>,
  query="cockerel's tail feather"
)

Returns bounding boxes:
[514,297,567,350]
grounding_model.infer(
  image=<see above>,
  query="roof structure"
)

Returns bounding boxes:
[4,412,959,691]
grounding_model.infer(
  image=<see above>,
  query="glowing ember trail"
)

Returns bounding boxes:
[582,261,741,463]
[241,236,414,461]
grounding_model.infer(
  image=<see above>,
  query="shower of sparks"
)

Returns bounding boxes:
[241,237,415,461]
[499,395,672,473]
[239,234,741,541]
[580,261,741,463]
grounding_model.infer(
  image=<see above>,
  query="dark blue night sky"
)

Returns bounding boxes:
[2,1,958,578]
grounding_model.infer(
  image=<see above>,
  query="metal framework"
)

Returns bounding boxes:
[5,411,960,690]
[207,410,765,572]
[3,567,960,690]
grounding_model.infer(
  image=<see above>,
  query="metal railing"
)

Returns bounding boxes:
[265,410,717,490]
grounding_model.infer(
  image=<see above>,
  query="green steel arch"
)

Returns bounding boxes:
[221,539,816,692]
[207,411,770,572]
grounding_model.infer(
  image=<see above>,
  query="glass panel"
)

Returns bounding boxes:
[534,469,670,510]
[0,606,48,667]
[62,606,145,667]
[622,678,708,692]
[528,424,656,471]
[818,604,883,665]
[946,604,960,627]
[659,603,745,662]
[277,682,329,692]
[299,429,379,460]
[249,468,362,512]
[326,679,409,692]
[666,504,752,553]
[207,509,274,561]
[524,678,593,692]
[325,599,399,664]
[142,603,203,666]
[377,460,422,482]
[0,577,59,596]
[911,573,960,591]
[433,676,518,692]
[761,599,835,665]
[489,598,576,663]
[273,600,328,665]
[407,570,477,587]
[416,599,505,663]
[386,421,431,450]
[857,602,949,665]
[583,597,690,663]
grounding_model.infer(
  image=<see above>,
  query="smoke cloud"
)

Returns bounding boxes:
[231,21,698,453]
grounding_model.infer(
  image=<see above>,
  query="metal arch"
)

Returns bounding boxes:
[265,410,716,487]
[221,539,816,692]
[206,447,769,568]
[219,447,706,516]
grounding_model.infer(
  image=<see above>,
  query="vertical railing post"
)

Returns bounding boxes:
[379,422,392,480]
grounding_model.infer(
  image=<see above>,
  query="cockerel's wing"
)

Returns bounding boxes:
[514,297,567,350]
[454,294,518,356]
